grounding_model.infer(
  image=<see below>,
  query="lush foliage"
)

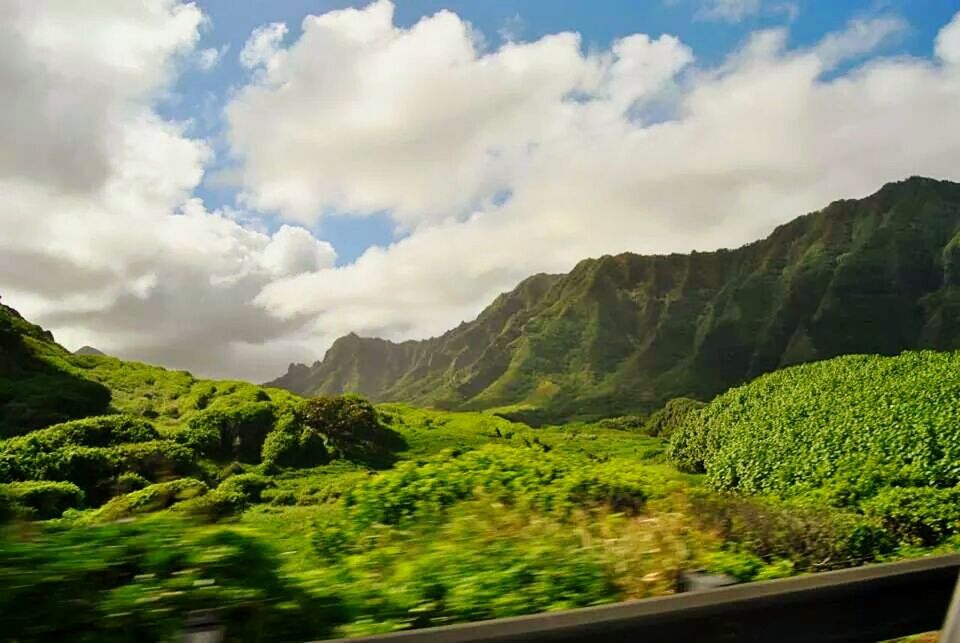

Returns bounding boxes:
[643,398,704,438]
[6,285,960,639]
[0,518,346,642]
[669,350,960,546]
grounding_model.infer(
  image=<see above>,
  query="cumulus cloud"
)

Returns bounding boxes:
[0,0,336,381]
[244,3,960,353]
[937,11,960,65]
[239,22,287,70]
[6,0,960,384]
[227,1,691,225]
[259,225,337,277]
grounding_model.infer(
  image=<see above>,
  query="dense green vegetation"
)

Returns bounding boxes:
[5,178,960,641]
[669,350,960,547]
[272,177,960,421]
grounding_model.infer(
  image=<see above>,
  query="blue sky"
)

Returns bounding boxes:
[166,0,960,264]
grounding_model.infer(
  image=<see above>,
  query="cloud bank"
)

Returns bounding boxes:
[3,0,960,382]
[0,0,333,381]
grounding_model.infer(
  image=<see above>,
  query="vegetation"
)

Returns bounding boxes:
[669,350,960,547]
[5,178,960,640]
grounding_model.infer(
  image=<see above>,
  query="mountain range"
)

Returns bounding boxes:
[269,176,960,422]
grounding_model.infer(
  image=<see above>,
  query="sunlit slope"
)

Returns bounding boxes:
[273,177,960,420]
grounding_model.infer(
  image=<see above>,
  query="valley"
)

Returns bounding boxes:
[3,179,960,640]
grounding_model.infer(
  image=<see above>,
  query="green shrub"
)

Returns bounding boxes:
[113,471,149,495]
[332,445,650,537]
[595,415,646,431]
[112,441,196,481]
[90,478,208,522]
[703,548,765,581]
[0,416,166,502]
[261,408,328,468]
[688,490,895,571]
[307,501,617,634]
[4,415,158,450]
[170,418,220,455]
[644,398,704,438]
[0,518,346,641]
[0,373,111,437]
[1,480,84,519]
[862,486,960,545]
[183,402,276,462]
[668,350,960,549]
[300,395,405,467]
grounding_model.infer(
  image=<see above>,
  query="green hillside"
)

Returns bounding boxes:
[271,177,960,422]
[0,298,112,434]
[669,349,960,545]
[3,280,960,639]
[0,300,702,639]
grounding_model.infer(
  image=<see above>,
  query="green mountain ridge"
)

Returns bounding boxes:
[270,176,960,420]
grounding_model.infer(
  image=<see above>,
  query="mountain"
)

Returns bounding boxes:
[0,297,111,433]
[281,176,960,420]
[0,296,303,439]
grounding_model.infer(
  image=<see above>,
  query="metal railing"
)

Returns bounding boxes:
[316,554,960,643]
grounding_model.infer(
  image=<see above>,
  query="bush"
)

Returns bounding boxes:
[216,473,273,504]
[182,402,276,462]
[667,350,960,546]
[862,486,960,545]
[4,415,159,450]
[332,445,651,537]
[0,373,111,437]
[668,351,960,494]
[307,502,618,634]
[89,478,208,522]
[300,395,405,467]
[113,471,149,495]
[0,518,346,641]
[644,398,704,438]
[0,480,84,519]
[261,408,328,468]
[0,415,159,478]
[595,415,646,431]
[112,441,196,481]
[688,490,894,571]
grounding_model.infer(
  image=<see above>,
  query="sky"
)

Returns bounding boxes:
[1,0,959,382]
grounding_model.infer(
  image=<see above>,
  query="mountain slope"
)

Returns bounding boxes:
[270,177,960,420]
[0,297,111,433]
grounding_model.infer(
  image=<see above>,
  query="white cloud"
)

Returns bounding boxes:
[697,0,762,23]
[247,4,960,354]
[0,0,337,381]
[260,225,337,277]
[227,0,691,225]
[196,45,226,70]
[5,0,960,385]
[936,11,960,65]
[813,16,906,69]
[239,22,287,70]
